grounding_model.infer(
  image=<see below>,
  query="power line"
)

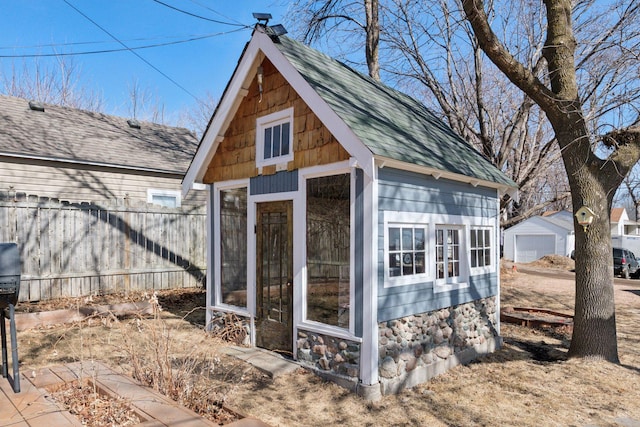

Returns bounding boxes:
[150,0,250,28]
[62,0,200,101]
[0,32,234,51]
[185,0,247,27]
[0,29,246,58]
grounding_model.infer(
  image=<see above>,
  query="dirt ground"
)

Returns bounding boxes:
[11,257,640,427]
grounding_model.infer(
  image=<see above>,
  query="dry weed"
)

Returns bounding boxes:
[15,279,640,427]
[49,379,141,427]
[115,297,247,424]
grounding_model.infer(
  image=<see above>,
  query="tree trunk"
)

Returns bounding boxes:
[462,0,625,362]
[364,0,380,81]
[557,125,619,362]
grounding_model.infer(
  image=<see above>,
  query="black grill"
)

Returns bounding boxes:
[0,242,20,393]
[0,243,20,308]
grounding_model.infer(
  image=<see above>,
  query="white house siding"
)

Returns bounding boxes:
[612,235,640,257]
[0,158,206,206]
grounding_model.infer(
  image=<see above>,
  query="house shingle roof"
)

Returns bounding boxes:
[611,207,626,223]
[272,36,516,188]
[0,95,197,175]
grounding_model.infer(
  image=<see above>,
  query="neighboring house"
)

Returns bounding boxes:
[0,95,207,301]
[504,208,640,263]
[502,212,575,262]
[611,207,640,255]
[0,94,202,207]
[182,27,517,398]
[541,209,574,222]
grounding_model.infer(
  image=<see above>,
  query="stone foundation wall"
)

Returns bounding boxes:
[296,330,361,390]
[209,310,251,346]
[378,297,499,394]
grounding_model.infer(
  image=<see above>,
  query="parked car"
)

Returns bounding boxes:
[613,247,639,279]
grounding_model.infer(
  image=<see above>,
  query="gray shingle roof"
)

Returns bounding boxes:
[541,216,574,231]
[0,95,198,175]
[273,36,516,188]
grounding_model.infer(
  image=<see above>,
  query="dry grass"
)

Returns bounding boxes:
[15,262,640,426]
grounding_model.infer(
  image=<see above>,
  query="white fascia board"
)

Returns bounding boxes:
[374,156,518,195]
[254,32,375,179]
[182,37,264,197]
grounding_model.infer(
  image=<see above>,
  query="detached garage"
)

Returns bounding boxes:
[503,215,574,262]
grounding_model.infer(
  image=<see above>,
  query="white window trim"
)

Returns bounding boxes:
[433,224,469,293]
[469,226,494,275]
[383,212,430,287]
[147,189,181,208]
[297,162,359,339]
[213,180,251,317]
[382,211,496,293]
[256,107,294,169]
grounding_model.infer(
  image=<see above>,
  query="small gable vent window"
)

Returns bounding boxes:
[127,119,141,129]
[28,101,45,112]
[256,107,294,169]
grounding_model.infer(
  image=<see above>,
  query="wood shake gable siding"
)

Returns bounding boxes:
[203,58,350,183]
[376,167,499,321]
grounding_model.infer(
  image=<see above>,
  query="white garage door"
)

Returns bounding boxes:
[515,235,555,263]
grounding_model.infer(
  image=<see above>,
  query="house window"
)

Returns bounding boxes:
[306,173,350,329]
[436,228,461,280]
[388,226,426,278]
[470,228,492,268]
[383,212,430,287]
[256,107,294,168]
[147,189,181,208]
[434,225,469,292]
[219,187,248,308]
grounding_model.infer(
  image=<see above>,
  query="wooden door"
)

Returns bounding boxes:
[255,201,293,353]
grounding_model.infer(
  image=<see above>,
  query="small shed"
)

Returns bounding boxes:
[503,214,574,262]
[183,26,516,397]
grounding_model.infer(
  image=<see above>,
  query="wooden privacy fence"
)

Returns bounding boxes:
[0,192,207,302]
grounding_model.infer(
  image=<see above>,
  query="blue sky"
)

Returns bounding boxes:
[0,1,289,123]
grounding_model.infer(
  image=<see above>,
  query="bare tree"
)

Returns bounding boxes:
[617,168,640,220]
[365,0,380,80]
[287,0,381,80]
[126,78,169,124]
[288,0,640,361]
[381,0,567,222]
[1,57,104,111]
[462,0,640,362]
[177,91,219,139]
[286,1,569,223]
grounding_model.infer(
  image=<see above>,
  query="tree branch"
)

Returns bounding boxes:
[461,0,557,112]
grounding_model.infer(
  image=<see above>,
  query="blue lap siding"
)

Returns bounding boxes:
[376,167,499,322]
[250,170,299,195]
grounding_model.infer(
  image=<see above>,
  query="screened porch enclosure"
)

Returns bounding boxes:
[220,188,248,307]
[306,173,351,329]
